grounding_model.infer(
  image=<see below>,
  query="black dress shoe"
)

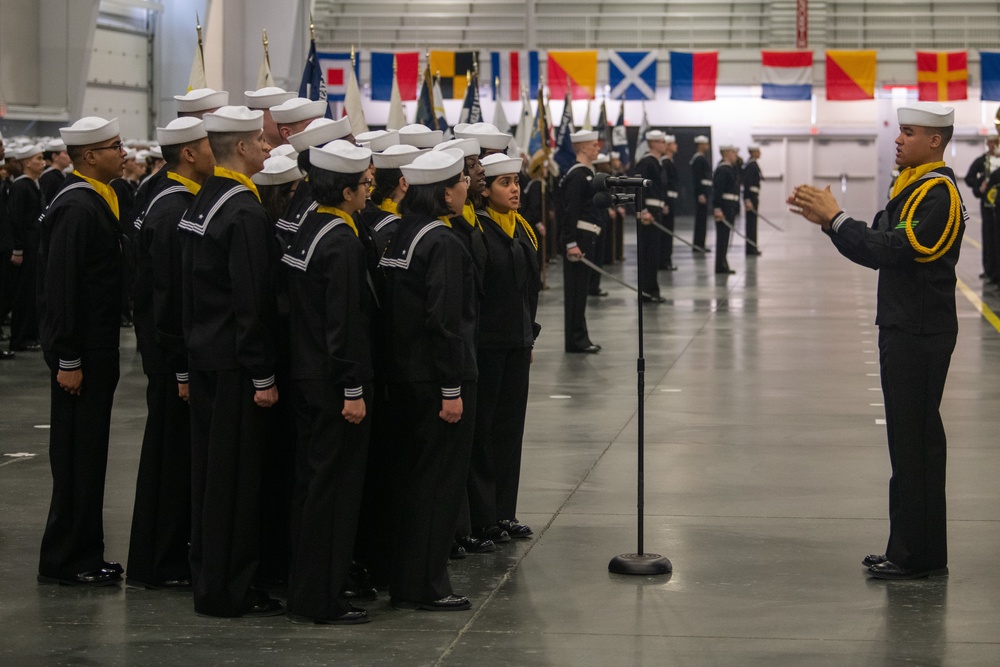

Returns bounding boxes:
[715,268,736,275]
[241,594,285,617]
[288,607,370,625]
[104,561,124,574]
[449,542,467,559]
[342,585,378,600]
[659,264,678,271]
[588,289,609,297]
[0,350,14,360]
[566,345,600,354]
[641,295,666,303]
[861,554,887,567]
[866,560,948,580]
[127,577,192,590]
[497,519,533,538]
[391,594,471,611]
[38,568,122,587]
[455,535,496,553]
[746,249,762,256]
[474,525,510,543]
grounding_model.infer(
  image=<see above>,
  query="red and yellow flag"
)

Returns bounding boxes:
[825,50,876,100]
[546,51,597,99]
[916,51,967,101]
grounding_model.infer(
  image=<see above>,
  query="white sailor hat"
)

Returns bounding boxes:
[203,106,264,133]
[174,88,229,113]
[400,148,464,185]
[456,123,511,151]
[124,148,138,160]
[747,144,761,152]
[252,155,304,186]
[481,152,522,177]
[310,139,372,174]
[135,149,149,161]
[645,129,667,142]
[693,135,710,144]
[289,117,352,153]
[60,116,120,146]
[156,117,207,147]
[356,130,400,152]
[610,151,621,160]
[897,102,954,127]
[452,123,471,134]
[433,138,480,158]
[12,143,43,160]
[398,124,444,148]
[269,143,299,161]
[270,98,328,125]
[719,144,737,152]
[148,145,163,160]
[244,87,296,110]
[45,138,67,153]
[373,144,426,169]
[663,134,677,144]
[593,153,610,165]
[570,129,598,144]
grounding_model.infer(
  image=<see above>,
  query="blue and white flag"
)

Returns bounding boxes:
[608,50,657,101]
[299,39,333,118]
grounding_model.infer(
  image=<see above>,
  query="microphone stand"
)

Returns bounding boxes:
[608,182,672,577]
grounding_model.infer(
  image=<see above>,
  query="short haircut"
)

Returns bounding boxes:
[160,143,183,169]
[309,165,362,208]
[66,144,87,163]
[933,125,954,148]
[208,130,258,162]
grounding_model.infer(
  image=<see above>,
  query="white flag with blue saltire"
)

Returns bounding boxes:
[608,50,657,101]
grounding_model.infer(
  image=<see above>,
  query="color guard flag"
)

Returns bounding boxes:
[916,51,968,102]
[429,51,476,99]
[670,51,718,101]
[371,52,419,101]
[608,50,657,101]
[553,91,577,174]
[825,50,877,100]
[612,100,630,168]
[317,52,357,102]
[981,51,1000,101]
[299,38,333,119]
[343,56,368,136]
[491,51,540,100]
[546,51,598,99]
[458,70,482,125]
[761,51,813,101]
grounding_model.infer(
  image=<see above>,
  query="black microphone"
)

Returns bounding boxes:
[594,172,651,190]
[593,191,635,207]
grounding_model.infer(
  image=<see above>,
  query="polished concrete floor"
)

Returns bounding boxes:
[3,210,1000,666]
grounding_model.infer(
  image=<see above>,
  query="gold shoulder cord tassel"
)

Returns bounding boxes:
[900,177,962,263]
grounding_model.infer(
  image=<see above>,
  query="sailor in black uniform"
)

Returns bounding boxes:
[789,102,965,580]
[244,87,297,150]
[40,138,71,203]
[365,141,422,253]
[690,135,712,253]
[380,148,477,611]
[559,130,602,353]
[963,135,998,281]
[6,143,45,352]
[635,130,668,301]
[743,145,763,256]
[660,134,681,268]
[281,140,375,625]
[126,116,215,590]
[712,144,740,274]
[178,105,282,617]
[36,116,126,587]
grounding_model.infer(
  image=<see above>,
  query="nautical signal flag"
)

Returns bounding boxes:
[916,51,967,101]
[761,51,813,101]
[982,52,1000,101]
[317,52,359,102]
[825,50,877,100]
[491,50,540,101]
[608,50,657,101]
[546,51,597,99]
[670,51,718,101]
[371,52,419,101]
[429,51,476,99]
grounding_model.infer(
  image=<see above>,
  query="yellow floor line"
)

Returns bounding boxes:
[957,278,1000,333]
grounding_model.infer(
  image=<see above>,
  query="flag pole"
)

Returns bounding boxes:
[539,74,550,289]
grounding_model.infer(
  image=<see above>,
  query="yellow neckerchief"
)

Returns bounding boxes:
[315,205,359,236]
[380,198,399,215]
[462,202,483,230]
[214,165,261,202]
[167,171,202,195]
[896,168,963,264]
[72,170,119,220]
[890,161,946,199]
[486,206,539,250]
[437,215,453,228]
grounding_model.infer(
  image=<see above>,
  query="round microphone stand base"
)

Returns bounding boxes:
[608,552,672,576]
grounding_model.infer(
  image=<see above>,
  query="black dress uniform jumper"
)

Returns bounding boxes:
[635,154,665,297]
[179,168,279,617]
[558,162,600,351]
[661,155,680,267]
[690,151,712,250]
[742,157,762,254]
[37,173,123,579]
[126,172,196,586]
[963,151,996,279]
[39,166,66,205]
[827,165,965,572]
[379,213,478,604]
[7,174,44,349]
[467,208,540,529]
[712,161,740,273]
[281,206,374,620]
[275,179,315,249]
